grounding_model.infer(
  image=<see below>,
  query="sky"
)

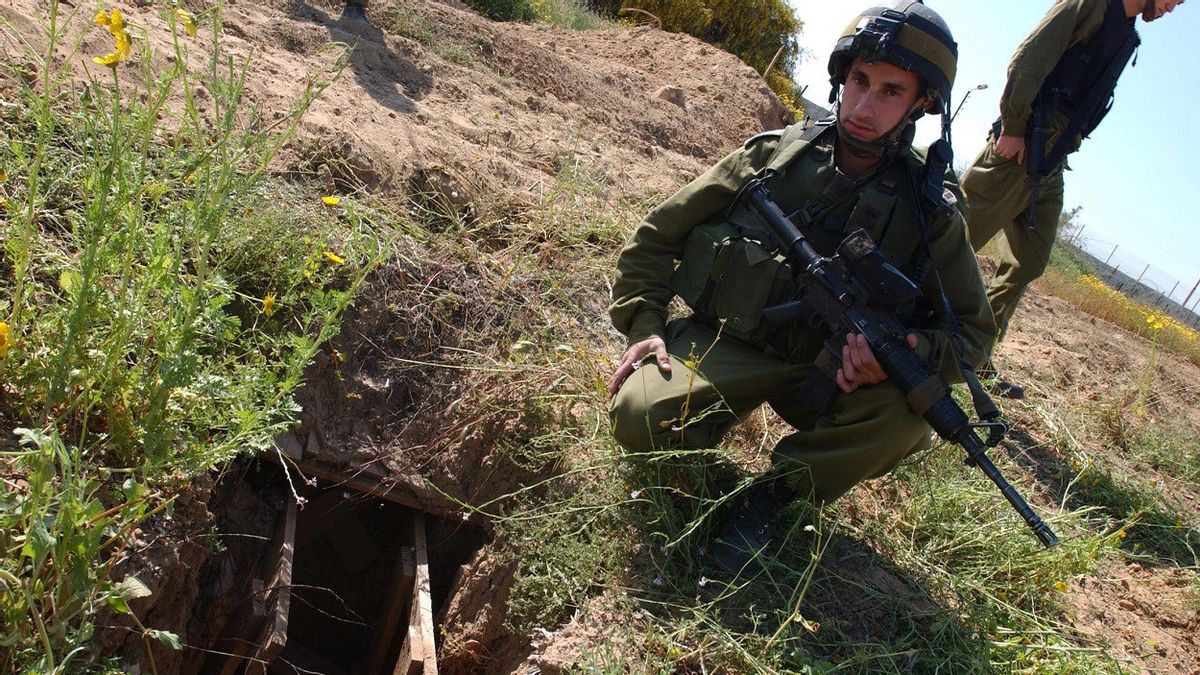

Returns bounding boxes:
[787,0,1200,309]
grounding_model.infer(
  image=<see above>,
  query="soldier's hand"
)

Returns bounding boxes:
[836,333,919,394]
[994,134,1026,165]
[608,337,671,397]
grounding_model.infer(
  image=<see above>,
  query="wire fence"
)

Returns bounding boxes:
[1065,231,1200,329]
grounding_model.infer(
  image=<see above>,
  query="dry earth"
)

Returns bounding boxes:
[2,0,1198,672]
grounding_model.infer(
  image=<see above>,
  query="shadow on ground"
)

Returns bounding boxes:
[1001,426,1199,568]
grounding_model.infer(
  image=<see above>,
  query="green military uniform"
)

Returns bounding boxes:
[609,123,995,503]
[961,0,1113,340]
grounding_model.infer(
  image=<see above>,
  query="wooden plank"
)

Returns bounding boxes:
[258,454,468,524]
[246,494,298,674]
[367,545,416,675]
[393,515,437,675]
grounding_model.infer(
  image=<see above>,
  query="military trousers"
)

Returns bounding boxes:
[960,140,1065,341]
[609,318,933,504]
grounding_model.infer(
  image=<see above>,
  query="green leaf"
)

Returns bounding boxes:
[22,518,55,568]
[113,576,153,601]
[146,629,182,650]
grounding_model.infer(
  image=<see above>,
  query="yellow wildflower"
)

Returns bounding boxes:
[323,251,345,265]
[1054,581,1068,592]
[0,321,9,358]
[176,9,198,37]
[92,8,132,68]
[321,195,341,206]
[1116,528,1127,540]
[0,170,7,181]
[262,292,276,317]
[1145,312,1165,332]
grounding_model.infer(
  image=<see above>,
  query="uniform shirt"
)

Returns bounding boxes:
[1000,0,1109,138]
[609,128,995,385]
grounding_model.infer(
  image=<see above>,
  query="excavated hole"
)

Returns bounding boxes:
[193,461,487,674]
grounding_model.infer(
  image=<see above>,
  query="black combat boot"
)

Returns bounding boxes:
[340,2,369,23]
[708,479,787,576]
[979,360,1025,400]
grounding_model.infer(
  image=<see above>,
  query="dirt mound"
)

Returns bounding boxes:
[1,0,794,670]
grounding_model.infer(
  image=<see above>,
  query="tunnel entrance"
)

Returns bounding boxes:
[189,453,487,675]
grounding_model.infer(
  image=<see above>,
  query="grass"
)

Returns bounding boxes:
[0,3,398,669]
[472,146,1200,674]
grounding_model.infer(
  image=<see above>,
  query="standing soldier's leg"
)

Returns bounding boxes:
[960,141,1028,253]
[769,383,932,504]
[983,169,1064,340]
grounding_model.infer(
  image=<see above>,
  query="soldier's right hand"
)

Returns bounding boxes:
[994,134,1026,165]
[607,337,671,397]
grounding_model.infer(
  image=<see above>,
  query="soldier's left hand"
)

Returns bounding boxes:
[836,333,919,393]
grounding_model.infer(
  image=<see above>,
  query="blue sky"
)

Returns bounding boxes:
[788,1,1200,308]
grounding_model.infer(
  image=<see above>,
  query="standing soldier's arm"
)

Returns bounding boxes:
[999,0,1107,138]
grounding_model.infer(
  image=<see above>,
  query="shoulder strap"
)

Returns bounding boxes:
[1039,28,1140,170]
[763,116,836,175]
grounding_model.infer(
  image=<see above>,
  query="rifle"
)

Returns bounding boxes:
[740,174,1059,548]
[1025,98,1049,231]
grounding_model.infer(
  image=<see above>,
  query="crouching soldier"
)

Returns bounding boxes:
[606,1,995,574]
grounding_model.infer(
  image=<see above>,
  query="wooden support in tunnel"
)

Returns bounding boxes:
[244,494,297,674]
[261,445,467,523]
[394,514,438,675]
[367,545,416,675]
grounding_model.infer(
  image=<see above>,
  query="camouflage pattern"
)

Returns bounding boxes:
[609,126,994,502]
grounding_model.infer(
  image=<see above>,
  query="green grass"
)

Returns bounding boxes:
[0,3,398,669]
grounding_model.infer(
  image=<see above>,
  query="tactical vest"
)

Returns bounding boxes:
[1038,0,1138,144]
[669,121,951,363]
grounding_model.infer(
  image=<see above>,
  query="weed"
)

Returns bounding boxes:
[0,2,391,669]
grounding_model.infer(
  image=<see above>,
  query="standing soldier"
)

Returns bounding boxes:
[962,0,1185,398]
[607,2,994,574]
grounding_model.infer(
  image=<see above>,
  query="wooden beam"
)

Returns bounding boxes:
[245,494,298,674]
[259,454,468,524]
[394,515,437,675]
[367,545,416,675]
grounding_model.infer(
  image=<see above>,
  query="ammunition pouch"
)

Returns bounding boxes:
[671,221,799,354]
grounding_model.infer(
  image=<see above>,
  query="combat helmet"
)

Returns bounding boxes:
[827,0,957,115]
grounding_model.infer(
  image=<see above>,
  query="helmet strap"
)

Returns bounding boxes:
[833,99,924,165]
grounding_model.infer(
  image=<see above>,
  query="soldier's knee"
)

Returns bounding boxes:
[609,385,664,452]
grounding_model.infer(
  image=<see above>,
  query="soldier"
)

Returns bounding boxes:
[962,0,1185,398]
[607,2,994,574]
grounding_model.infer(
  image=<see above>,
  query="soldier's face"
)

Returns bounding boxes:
[838,58,927,143]
[1143,0,1185,21]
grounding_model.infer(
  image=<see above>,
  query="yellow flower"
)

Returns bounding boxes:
[0,170,7,181]
[262,292,276,317]
[1054,581,1068,592]
[92,8,132,67]
[321,195,341,206]
[323,251,345,265]
[176,9,198,37]
[0,321,9,358]
[1116,528,1127,540]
